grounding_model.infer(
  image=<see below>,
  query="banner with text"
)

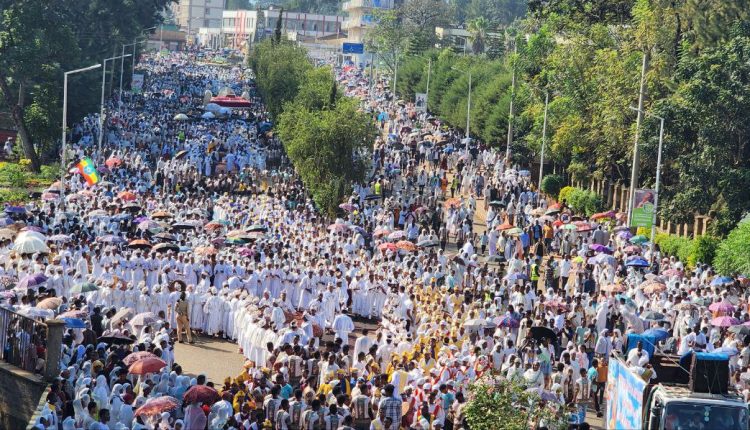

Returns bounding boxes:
[415,93,427,112]
[630,188,656,229]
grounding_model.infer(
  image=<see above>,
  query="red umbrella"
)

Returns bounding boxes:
[135,396,179,416]
[378,242,398,252]
[183,385,219,404]
[118,191,137,202]
[105,157,122,168]
[123,351,159,367]
[210,95,252,108]
[128,356,167,375]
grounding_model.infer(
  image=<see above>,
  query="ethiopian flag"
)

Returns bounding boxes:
[76,157,101,185]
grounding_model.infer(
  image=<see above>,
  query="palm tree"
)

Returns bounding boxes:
[467,16,489,54]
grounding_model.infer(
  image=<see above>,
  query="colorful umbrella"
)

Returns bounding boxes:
[378,243,398,252]
[601,284,626,293]
[58,309,88,318]
[130,312,158,327]
[123,351,159,367]
[129,357,167,375]
[195,246,218,256]
[128,239,152,249]
[36,297,62,310]
[18,273,47,290]
[135,396,179,416]
[105,157,122,168]
[395,240,417,252]
[708,300,735,313]
[183,385,219,404]
[151,210,173,219]
[62,318,86,329]
[711,316,740,327]
[70,282,99,294]
[630,235,648,244]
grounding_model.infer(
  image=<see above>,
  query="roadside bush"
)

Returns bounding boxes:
[567,188,602,216]
[0,162,29,187]
[715,221,750,275]
[654,233,719,269]
[691,235,719,267]
[0,189,30,204]
[540,174,563,197]
[558,186,575,204]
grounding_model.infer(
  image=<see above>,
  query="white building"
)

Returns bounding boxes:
[221,9,259,49]
[174,0,225,43]
[342,0,395,43]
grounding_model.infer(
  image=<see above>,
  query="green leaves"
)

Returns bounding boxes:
[253,41,376,217]
[714,221,750,275]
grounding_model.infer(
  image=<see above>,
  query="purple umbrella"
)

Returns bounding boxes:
[590,244,612,254]
[17,273,47,290]
[708,301,735,313]
[497,315,519,328]
[97,235,125,244]
[0,217,14,226]
[617,230,633,240]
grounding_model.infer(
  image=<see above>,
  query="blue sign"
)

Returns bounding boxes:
[342,43,365,54]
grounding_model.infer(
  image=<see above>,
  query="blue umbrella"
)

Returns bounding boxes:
[505,273,529,281]
[642,328,670,341]
[4,206,26,214]
[626,258,649,267]
[711,276,734,286]
[62,318,86,329]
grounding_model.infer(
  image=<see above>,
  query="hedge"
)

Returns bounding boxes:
[714,221,750,275]
[558,186,576,204]
[654,233,720,269]
[566,188,602,217]
[540,174,563,197]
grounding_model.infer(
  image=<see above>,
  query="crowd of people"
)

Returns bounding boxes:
[2,47,750,430]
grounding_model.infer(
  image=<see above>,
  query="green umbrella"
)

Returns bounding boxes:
[562,224,577,230]
[506,227,524,236]
[630,235,648,244]
[71,282,99,294]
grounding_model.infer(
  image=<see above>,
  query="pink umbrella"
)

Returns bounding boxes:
[327,223,348,233]
[387,230,406,240]
[135,396,179,416]
[378,243,398,252]
[708,301,735,313]
[373,228,391,238]
[711,316,740,327]
[123,351,159,367]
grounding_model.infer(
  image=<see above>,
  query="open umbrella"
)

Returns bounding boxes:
[18,273,47,290]
[588,254,616,265]
[151,210,173,219]
[204,222,223,231]
[496,315,519,328]
[13,235,50,254]
[373,228,391,238]
[505,272,529,282]
[183,385,219,404]
[153,243,179,253]
[70,282,99,294]
[529,326,557,343]
[135,396,179,416]
[128,239,152,249]
[0,228,15,240]
[601,283,626,293]
[17,307,54,319]
[630,235,648,245]
[327,223,348,233]
[443,198,461,208]
[417,239,440,248]
[378,243,398,252]
[97,235,125,244]
[172,222,197,230]
[711,276,734,287]
[506,227,524,236]
[58,309,87,318]
[110,307,134,326]
[48,234,71,243]
[173,113,189,121]
[642,282,666,294]
[525,387,561,403]
[395,240,417,252]
[105,157,122,168]
[130,312,158,327]
[123,351,159,367]
[36,297,62,310]
[195,246,218,256]
[626,258,649,267]
[153,232,177,242]
[708,300,735,313]
[62,318,86,329]
[496,222,514,231]
[488,200,505,207]
[387,230,406,240]
[339,203,357,212]
[98,333,134,345]
[129,357,167,375]
[245,224,267,233]
[642,328,670,341]
[641,311,666,321]
[711,316,740,327]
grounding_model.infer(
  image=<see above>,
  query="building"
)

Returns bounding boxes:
[342,0,395,43]
[147,27,188,51]
[173,0,225,43]
[221,8,344,49]
[221,9,259,49]
[435,26,504,54]
[262,9,344,41]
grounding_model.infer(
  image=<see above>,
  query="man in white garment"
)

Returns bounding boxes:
[332,310,355,343]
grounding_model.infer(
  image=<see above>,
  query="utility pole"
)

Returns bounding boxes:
[505,41,517,163]
[425,58,431,110]
[393,50,399,98]
[627,50,650,227]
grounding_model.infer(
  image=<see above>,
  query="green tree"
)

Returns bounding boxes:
[714,220,750,275]
[249,39,312,118]
[468,17,489,54]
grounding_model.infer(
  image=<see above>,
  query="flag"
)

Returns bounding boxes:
[76,157,101,185]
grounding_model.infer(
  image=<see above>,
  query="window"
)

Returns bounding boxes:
[205,8,210,16]
[204,18,209,27]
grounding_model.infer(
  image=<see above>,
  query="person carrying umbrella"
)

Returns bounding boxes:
[174,292,194,344]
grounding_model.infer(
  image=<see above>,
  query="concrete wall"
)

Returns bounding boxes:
[0,362,48,430]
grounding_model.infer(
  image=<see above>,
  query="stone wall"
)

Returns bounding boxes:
[0,362,48,430]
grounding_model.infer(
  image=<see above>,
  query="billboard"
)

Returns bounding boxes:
[131,73,145,93]
[415,93,427,112]
[630,188,656,228]
[342,42,365,54]
[606,358,646,429]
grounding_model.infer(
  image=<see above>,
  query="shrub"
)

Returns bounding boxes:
[691,235,719,267]
[540,174,563,197]
[0,189,30,204]
[558,186,575,204]
[567,187,602,217]
[715,221,750,275]
[0,162,29,188]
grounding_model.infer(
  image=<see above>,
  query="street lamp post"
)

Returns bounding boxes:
[538,92,549,192]
[133,27,156,79]
[425,58,431,110]
[99,54,132,154]
[61,64,102,204]
[629,106,665,253]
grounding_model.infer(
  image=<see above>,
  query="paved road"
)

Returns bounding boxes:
[173,335,246,384]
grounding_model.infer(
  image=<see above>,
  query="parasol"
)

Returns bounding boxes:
[129,357,167,375]
[529,326,557,343]
[130,312,158,327]
[395,240,417,252]
[18,273,48,290]
[62,318,86,329]
[13,235,50,254]
[183,385,219,404]
[70,282,99,294]
[98,333,134,345]
[36,297,63,310]
[123,351,158,367]
[134,396,179,416]
[711,316,740,327]
[128,239,152,249]
[110,307,134,326]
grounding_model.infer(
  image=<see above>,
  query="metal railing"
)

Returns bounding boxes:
[0,307,48,373]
